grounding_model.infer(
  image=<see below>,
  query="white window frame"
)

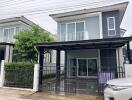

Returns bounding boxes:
[3,27,16,43]
[66,22,76,41]
[107,17,116,36]
[59,23,66,41]
[76,21,85,40]
[77,58,98,78]
[60,21,85,41]
[68,58,98,78]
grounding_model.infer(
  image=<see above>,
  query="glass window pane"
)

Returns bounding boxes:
[67,23,75,41]
[108,17,115,29]
[60,24,66,41]
[9,28,15,42]
[76,22,84,32]
[109,30,116,36]
[70,59,77,77]
[78,59,87,76]
[76,22,84,40]
[4,29,8,42]
[88,59,97,76]
[16,27,20,34]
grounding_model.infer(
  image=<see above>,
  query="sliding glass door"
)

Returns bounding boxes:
[68,58,98,77]
[77,59,97,77]
[78,59,87,76]
[88,59,98,76]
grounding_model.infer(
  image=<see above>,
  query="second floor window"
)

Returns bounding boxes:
[67,23,75,41]
[60,21,84,41]
[107,17,116,36]
[2,27,21,43]
[4,28,15,43]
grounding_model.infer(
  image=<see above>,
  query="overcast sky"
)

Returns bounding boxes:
[0,0,131,36]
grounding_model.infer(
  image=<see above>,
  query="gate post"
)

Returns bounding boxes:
[0,60,5,87]
[38,49,44,91]
[56,50,61,81]
[33,64,40,92]
[56,50,61,92]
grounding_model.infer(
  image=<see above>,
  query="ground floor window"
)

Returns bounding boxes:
[68,58,98,77]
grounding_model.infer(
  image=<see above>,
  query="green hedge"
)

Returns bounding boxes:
[5,62,34,88]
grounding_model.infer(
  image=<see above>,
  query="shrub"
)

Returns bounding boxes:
[5,62,34,88]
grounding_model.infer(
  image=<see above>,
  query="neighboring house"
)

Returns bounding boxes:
[0,16,56,64]
[35,0,132,95]
[0,16,34,62]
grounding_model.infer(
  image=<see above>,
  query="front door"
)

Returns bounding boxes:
[77,59,98,77]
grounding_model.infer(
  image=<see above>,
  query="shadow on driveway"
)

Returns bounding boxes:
[0,88,103,100]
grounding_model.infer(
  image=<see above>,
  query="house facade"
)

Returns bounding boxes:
[51,0,129,78]
[0,16,57,64]
[0,16,34,62]
[35,0,132,95]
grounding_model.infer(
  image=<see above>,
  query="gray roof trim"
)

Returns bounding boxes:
[0,16,35,26]
[50,1,129,23]
[0,42,14,46]
[35,37,132,50]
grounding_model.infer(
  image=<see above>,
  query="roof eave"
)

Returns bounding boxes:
[50,1,129,22]
[0,42,14,46]
[0,16,35,27]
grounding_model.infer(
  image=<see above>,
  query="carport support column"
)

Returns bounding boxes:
[127,42,132,64]
[38,49,44,91]
[56,49,61,92]
[56,50,61,81]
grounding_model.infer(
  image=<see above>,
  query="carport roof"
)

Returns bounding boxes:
[35,37,132,50]
[0,42,14,46]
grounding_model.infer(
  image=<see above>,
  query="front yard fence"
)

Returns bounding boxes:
[4,62,34,89]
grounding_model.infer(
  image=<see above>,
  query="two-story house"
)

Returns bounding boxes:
[0,16,34,62]
[35,0,132,95]
[0,16,57,64]
[0,16,38,62]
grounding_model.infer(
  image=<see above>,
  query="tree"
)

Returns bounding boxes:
[14,24,54,62]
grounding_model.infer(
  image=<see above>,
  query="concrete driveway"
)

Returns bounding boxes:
[0,88,103,100]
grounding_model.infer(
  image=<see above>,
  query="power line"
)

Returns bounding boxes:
[0,0,66,8]
[0,0,119,18]
[0,0,105,17]
[0,0,34,7]
[0,0,105,10]
[0,0,107,12]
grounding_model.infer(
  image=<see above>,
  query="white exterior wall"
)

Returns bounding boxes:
[5,45,10,62]
[116,47,124,67]
[125,64,132,78]
[4,45,14,62]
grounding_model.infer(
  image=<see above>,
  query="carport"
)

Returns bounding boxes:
[35,37,132,95]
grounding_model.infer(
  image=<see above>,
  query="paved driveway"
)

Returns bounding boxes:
[0,88,103,100]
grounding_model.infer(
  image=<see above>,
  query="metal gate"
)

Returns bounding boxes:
[40,65,126,95]
[40,65,99,95]
[42,65,64,92]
